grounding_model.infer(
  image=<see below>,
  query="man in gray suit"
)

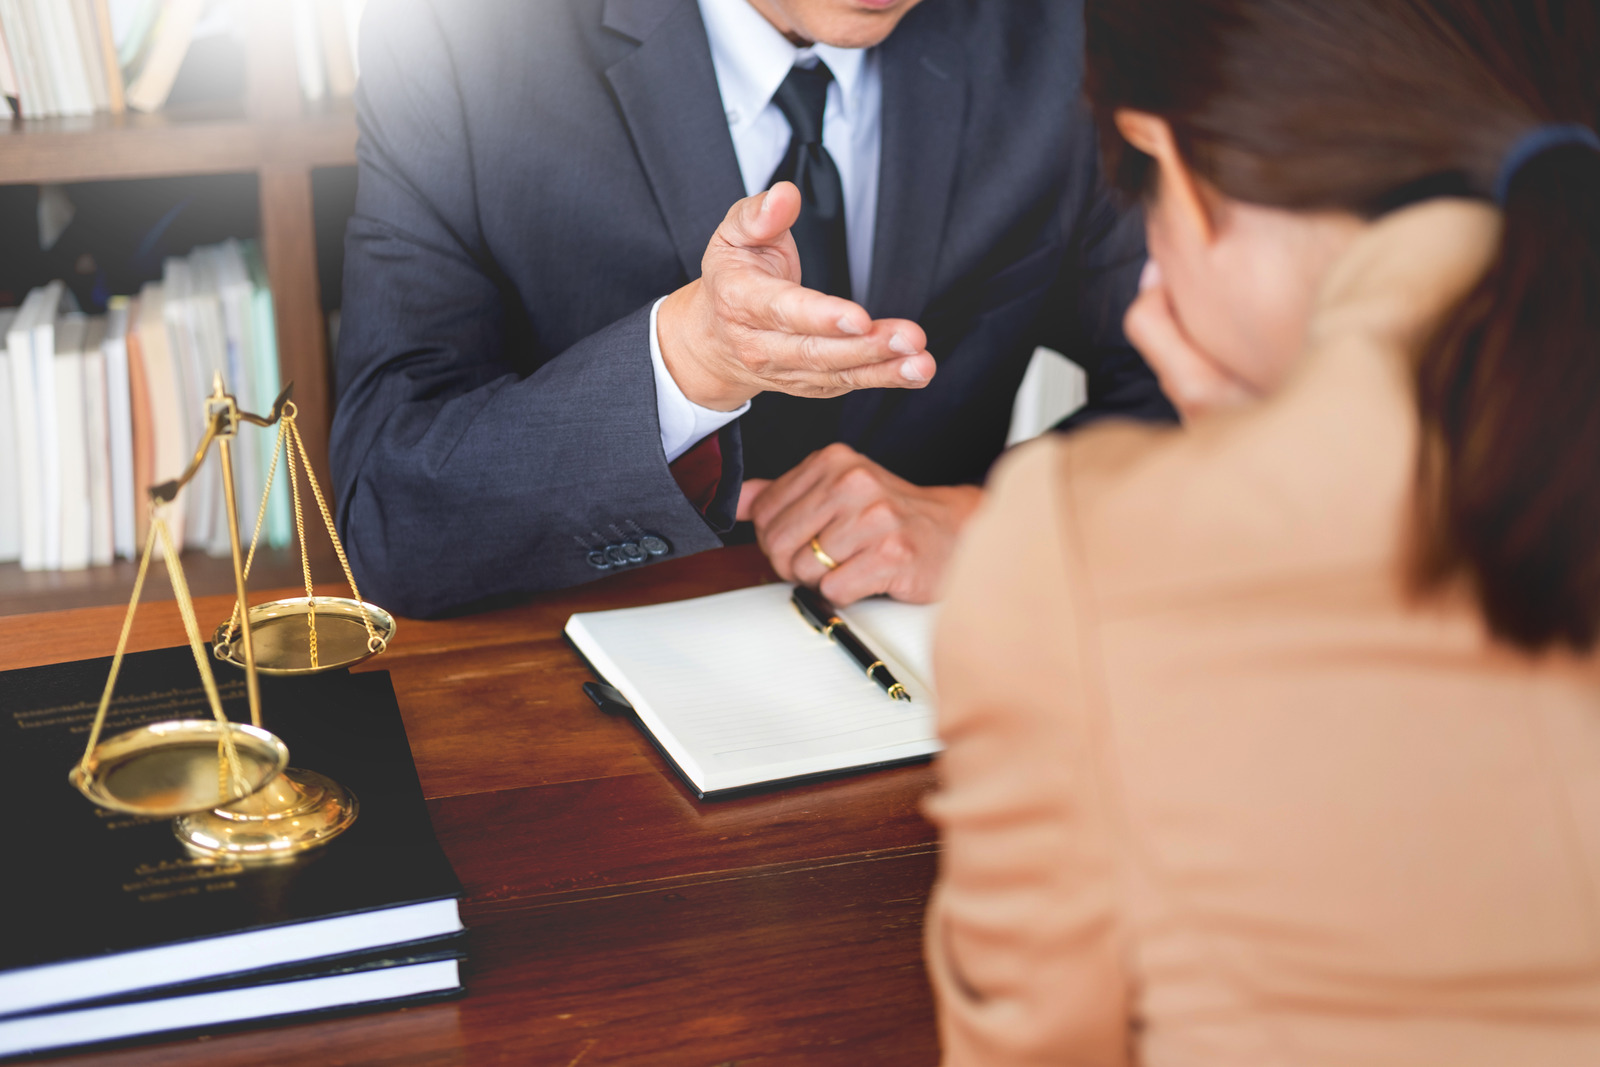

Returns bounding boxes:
[332,0,1174,618]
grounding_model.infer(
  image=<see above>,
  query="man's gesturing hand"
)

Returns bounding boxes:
[738,444,983,606]
[657,183,938,412]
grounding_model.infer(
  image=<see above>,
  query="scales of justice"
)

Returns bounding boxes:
[67,374,397,861]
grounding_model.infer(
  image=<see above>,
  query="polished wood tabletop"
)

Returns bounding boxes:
[0,546,941,1067]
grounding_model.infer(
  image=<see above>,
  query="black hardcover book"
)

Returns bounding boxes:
[0,647,464,1023]
[0,936,468,1060]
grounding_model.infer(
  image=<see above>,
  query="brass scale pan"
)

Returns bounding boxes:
[212,597,397,676]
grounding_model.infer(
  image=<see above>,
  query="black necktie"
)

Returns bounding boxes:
[744,60,852,479]
[767,61,852,300]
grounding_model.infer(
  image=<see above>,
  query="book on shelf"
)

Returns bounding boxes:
[31,282,70,570]
[0,6,18,110]
[90,0,125,113]
[161,251,219,551]
[0,309,18,563]
[82,314,115,566]
[0,239,287,573]
[0,647,465,1059]
[102,301,137,560]
[244,240,292,550]
[293,0,366,106]
[565,583,942,798]
[0,0,128,119]
[132,276,188,548]
[5,281,74,571]
[53,311,92,571]
[122,0,200,113]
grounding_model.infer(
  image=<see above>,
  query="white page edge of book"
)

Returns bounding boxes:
[0,958,461,1058]
[0,896,462,1020]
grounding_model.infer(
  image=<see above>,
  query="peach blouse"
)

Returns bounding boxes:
[924,201,1600,1066]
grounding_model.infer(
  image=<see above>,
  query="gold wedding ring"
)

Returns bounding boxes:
[810,537,839,570]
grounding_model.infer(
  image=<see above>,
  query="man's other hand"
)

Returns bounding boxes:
[738,444,983,606]
[657,184,938,412]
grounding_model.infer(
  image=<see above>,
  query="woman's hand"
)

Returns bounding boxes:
[1125,261,1259,421]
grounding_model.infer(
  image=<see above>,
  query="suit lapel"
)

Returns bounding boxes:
[603,0,745,281]
[865,3,968,322]
[847,2,968,442]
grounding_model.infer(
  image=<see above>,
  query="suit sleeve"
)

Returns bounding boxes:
[329,0,738,619]
[1044,107,1178,432]
[924,439,1133,1067]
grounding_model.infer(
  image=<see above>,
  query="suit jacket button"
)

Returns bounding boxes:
[586,551,611,570]
[621,541,647,563]
[640,535,669,556]
[605,544,630,567]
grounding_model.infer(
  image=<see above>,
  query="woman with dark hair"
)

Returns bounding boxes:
[923,1,1600,1063]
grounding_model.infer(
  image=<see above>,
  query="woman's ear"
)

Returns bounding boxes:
[1114,109,1218,245]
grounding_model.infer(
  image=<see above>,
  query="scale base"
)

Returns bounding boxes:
[173,767,358,862]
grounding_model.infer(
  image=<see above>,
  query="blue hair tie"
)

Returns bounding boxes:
[1494,123,1600,206]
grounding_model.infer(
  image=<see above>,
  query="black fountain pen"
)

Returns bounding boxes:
[791,585,911,702]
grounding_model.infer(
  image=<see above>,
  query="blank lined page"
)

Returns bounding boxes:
[566,585,940,794]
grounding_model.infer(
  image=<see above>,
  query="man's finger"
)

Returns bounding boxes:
[719,184,804,250]
[817,549,899,607]
[760,481,846,581]
[825,349,937,392]
[747,448,835,532]
[752,450,859,572]
[727,269,871,339]
[756,446,910,583]
[735,478,771,523]
[788,539,838,589]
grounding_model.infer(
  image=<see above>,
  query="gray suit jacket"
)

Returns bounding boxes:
[332,0,1175,618]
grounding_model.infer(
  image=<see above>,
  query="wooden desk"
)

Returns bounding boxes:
[0,546,941,1066]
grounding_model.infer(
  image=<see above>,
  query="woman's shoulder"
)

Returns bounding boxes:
[987,366,1417,613]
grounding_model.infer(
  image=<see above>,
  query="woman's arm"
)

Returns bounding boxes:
[924,439,1133,1067]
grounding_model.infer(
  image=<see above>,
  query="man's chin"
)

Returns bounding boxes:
[783,0,923,50]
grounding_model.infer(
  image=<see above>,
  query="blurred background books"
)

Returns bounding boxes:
[1,240,291,575]
[0,0,367,118]
[0,1,362,613]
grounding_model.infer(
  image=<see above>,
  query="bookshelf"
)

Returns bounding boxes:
[0,7,354,607]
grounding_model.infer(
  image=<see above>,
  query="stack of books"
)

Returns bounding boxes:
[0,646,466,1058]
[0,238,294,572]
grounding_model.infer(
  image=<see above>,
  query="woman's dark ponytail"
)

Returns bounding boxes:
[1414,138,1600,652]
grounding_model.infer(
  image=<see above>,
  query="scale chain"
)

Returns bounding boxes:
[215,403,385,666]
[217,416,288,651]
[80,508,250,802]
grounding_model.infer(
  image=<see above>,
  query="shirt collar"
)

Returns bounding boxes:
[697,0,869,129]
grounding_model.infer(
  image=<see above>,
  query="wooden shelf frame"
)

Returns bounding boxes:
[0,101,357,184]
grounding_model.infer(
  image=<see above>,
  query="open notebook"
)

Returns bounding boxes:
[565,584,941,798]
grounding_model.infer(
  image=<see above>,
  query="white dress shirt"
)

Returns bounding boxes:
[650,0,884,463]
